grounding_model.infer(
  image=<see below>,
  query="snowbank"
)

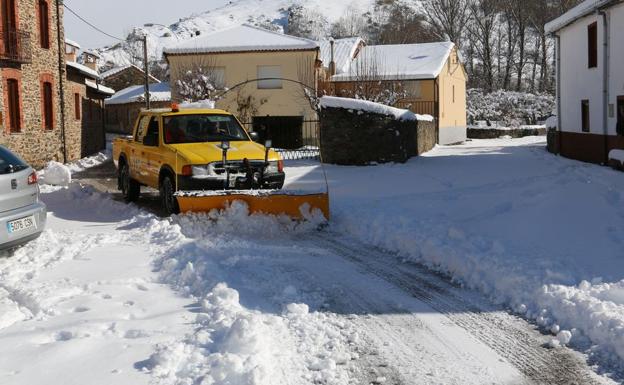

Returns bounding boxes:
[320,96,434,122]
[313,137,624,369]
[40,161,71,186]
[609,149,624,164]
[545,116,558,130]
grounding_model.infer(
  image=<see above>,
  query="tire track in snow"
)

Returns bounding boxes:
[308,232,611,385]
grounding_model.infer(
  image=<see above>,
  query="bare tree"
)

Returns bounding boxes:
[466,0,500,92]
[234,86,267,124]
[378,3,438,45]
[422,0,470,49]
[330,5,369,39]
[171,55,224,102]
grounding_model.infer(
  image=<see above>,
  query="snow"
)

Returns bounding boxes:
[105,82,171,106]
[96,0,375,68]
[178,99,216,109]
[39,161,71,186]
[65,38,80,49]
[609,149,624,163]
[85,79,115,95]
[320,96,434,122]
[545,0,613,33]
[318,37,363,74]
[296,136,624,368]
[546,116,558,129]
[164,24,319,55]
[3,136,624,383]
[66,61,100,79]
[331,42,455,81]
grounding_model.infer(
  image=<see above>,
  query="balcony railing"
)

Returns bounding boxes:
[0,28,32,63]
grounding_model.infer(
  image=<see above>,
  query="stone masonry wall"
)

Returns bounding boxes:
[320,106,434,165]
[0,0,81,168]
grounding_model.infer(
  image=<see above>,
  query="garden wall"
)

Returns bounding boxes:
[320,105,435,165]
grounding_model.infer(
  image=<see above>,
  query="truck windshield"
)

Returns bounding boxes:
[163,114,249,144]
[0,146,28,175]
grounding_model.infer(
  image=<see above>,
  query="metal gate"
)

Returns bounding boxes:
[242,119,320,160]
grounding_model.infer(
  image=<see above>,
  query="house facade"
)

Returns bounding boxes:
[326,42,467,145]
[546,0,624,164]
[0,0,75,167]
[104,82,171,134]
[0,0,108,167]
[164,24,320,149]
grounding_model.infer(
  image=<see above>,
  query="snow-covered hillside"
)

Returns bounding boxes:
[96,0,377,69]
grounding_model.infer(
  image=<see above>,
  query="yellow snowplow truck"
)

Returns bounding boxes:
[112,106,329,219]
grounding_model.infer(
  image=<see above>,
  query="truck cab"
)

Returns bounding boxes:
[112,106,285,214]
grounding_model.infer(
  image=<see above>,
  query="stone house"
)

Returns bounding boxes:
[163,24,320,149]
[65,42,114,156]
[545,0,624,164]
[324,40,468,145]
[100,64,160,92]
[0,0,109,168]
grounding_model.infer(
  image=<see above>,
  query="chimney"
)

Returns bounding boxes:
[82,51,100,72]
[64,40,79,63]
[329,38,336,76]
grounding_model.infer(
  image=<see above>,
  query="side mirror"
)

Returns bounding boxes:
[143,134,158,147]
[249,131,260,142]
[265,139,273,149]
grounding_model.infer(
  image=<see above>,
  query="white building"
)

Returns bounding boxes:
[546,0,624,164]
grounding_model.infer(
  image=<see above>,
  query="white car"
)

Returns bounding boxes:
[0,146,47,250]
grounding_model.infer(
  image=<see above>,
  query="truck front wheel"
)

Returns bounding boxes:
[160,175,180,215]
[120,162,140,202]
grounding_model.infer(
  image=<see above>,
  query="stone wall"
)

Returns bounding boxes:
[0,0,74,168]
[467,126,546,139]
[417,120,437,155]
[320,106,435,165]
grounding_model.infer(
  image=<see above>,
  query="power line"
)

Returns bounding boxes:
[63,3,125,42]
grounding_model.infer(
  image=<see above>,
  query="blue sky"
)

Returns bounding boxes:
[63,0,230,49]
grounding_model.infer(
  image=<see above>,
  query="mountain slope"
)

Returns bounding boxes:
[96,0,378,70]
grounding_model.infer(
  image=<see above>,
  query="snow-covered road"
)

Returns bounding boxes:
[0,137,620,384]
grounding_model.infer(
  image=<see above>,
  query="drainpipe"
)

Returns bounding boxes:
[55,0,68,163]
[598,10,609,163]
[555,34,562,155]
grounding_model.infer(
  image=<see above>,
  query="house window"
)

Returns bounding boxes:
[6,78,21,133]
[74,93,81,120]
[617,96,624,136]
[588,22,598,69]
[257,66,282,89]
[581,100,590,132]
[38,0,50,49]
[42,81,53,130]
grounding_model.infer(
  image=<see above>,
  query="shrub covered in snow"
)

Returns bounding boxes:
[467,88,555,128]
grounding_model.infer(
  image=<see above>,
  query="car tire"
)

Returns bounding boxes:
[160,175,180,216]
[120,162,140,202]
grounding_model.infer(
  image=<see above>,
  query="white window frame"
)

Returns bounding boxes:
[257,65,282,89]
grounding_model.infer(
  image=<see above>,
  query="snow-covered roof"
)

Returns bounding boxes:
[66,61,100,79]
[65,38,81,49]
[319,37,364,75]
[320,96,434,122]
[85,80,115,96]
[331,42,455,81]
[105,82,171,105]
[100,64,161,83]
[84,49,102,59]
[164,24,319,55]
[545,0,616,33]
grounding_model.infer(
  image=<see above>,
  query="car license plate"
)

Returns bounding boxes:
[6,215,36,234]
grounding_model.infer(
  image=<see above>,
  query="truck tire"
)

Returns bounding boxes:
[120,162,140,202]
[160,175,180,215]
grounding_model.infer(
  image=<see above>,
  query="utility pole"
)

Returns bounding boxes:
[143,34,151,109]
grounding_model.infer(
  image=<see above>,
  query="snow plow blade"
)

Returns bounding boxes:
[176,191,330,220]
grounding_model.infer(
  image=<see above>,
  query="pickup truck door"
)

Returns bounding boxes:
[142,117,164,187]
[129,115,151,183]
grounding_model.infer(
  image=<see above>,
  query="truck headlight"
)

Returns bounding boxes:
[192,165,209,176]
[265,161,279,174]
